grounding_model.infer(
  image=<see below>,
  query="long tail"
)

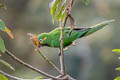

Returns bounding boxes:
[78,19,115,37]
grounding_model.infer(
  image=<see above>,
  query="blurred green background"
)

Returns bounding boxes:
[0,0,120,80]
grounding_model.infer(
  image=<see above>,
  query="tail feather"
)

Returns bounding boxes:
[80,20,115,37]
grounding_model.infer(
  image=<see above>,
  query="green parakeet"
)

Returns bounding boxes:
[37,20,114,48]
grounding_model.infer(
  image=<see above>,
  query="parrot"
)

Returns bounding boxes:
[29,20,114,49]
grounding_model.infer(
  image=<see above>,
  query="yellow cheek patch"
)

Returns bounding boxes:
[40,37,47,44]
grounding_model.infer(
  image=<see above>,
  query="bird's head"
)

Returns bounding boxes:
[37,33,47,47]
[28,33,47,48]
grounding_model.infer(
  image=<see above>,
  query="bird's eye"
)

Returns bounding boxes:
[39,39,43,42]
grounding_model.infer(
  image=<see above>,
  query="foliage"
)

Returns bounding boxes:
[0,19,51,80]
[112,49,120,80]
[0,3,6,9]
[114,77,120,80]
[0,74,8,80]
[0,19,14,80]
[0,19,5,31]
[83,0,89,5]
[0,59,15,71]
[0,36,6,53]
[112,49,120,53]
[49,0,67,24]
[49,0,89,24]
[0,19,14,53]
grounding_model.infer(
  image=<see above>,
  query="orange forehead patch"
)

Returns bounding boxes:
[28,33,40,48]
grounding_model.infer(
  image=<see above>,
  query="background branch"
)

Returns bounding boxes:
[5,49,63,80]
[38,49,62,74]
[0,70,23,80]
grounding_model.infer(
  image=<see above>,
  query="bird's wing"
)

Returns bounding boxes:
[73,27,90,30]
[73,27,91,32]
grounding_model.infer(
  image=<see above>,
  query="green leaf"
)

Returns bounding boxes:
[49,0,68,24]
[49,0,62,24]
[0,19,5,31]
[118,57,120,60]
[50,0,61,16]
[56,5,65,21]
[61,11,66,23]
[112,49,120,53]
[114,77,120,80]
[56,0,67,21]
[52,16,55,24]
[0,36,6,53]
[0,19,14,39]
[0,59,15,71]
[0,3,5,8]
[84,0,89,5]
[116,67,120,71]
[0,73,8,80]
[0,3,7,9]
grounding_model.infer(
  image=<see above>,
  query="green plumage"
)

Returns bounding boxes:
[37,20,114,48]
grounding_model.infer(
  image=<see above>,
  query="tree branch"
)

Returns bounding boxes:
[59,0,75,76]
[37,49,62,75]
[59,15,68,75]
[5,49,63,80]
[0,69,23,80]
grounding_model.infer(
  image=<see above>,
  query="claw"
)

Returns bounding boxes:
[58,49,61,56]
[64,47,68,50]
[72,42,76,46]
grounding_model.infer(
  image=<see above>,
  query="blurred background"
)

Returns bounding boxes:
[0,0,120,80]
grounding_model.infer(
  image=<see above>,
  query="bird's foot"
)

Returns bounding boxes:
[58,49,61,56]
[64,47,68,51]
[72,42,76,46]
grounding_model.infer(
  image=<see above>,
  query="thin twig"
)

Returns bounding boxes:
[38,49,62,74]
[0,70,23,80]
[59,0,75,76]
[5,49,63,80]
[60,15,68,75]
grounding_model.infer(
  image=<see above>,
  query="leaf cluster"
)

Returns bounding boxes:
[49,0,68,24]
[49,0,89,24]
